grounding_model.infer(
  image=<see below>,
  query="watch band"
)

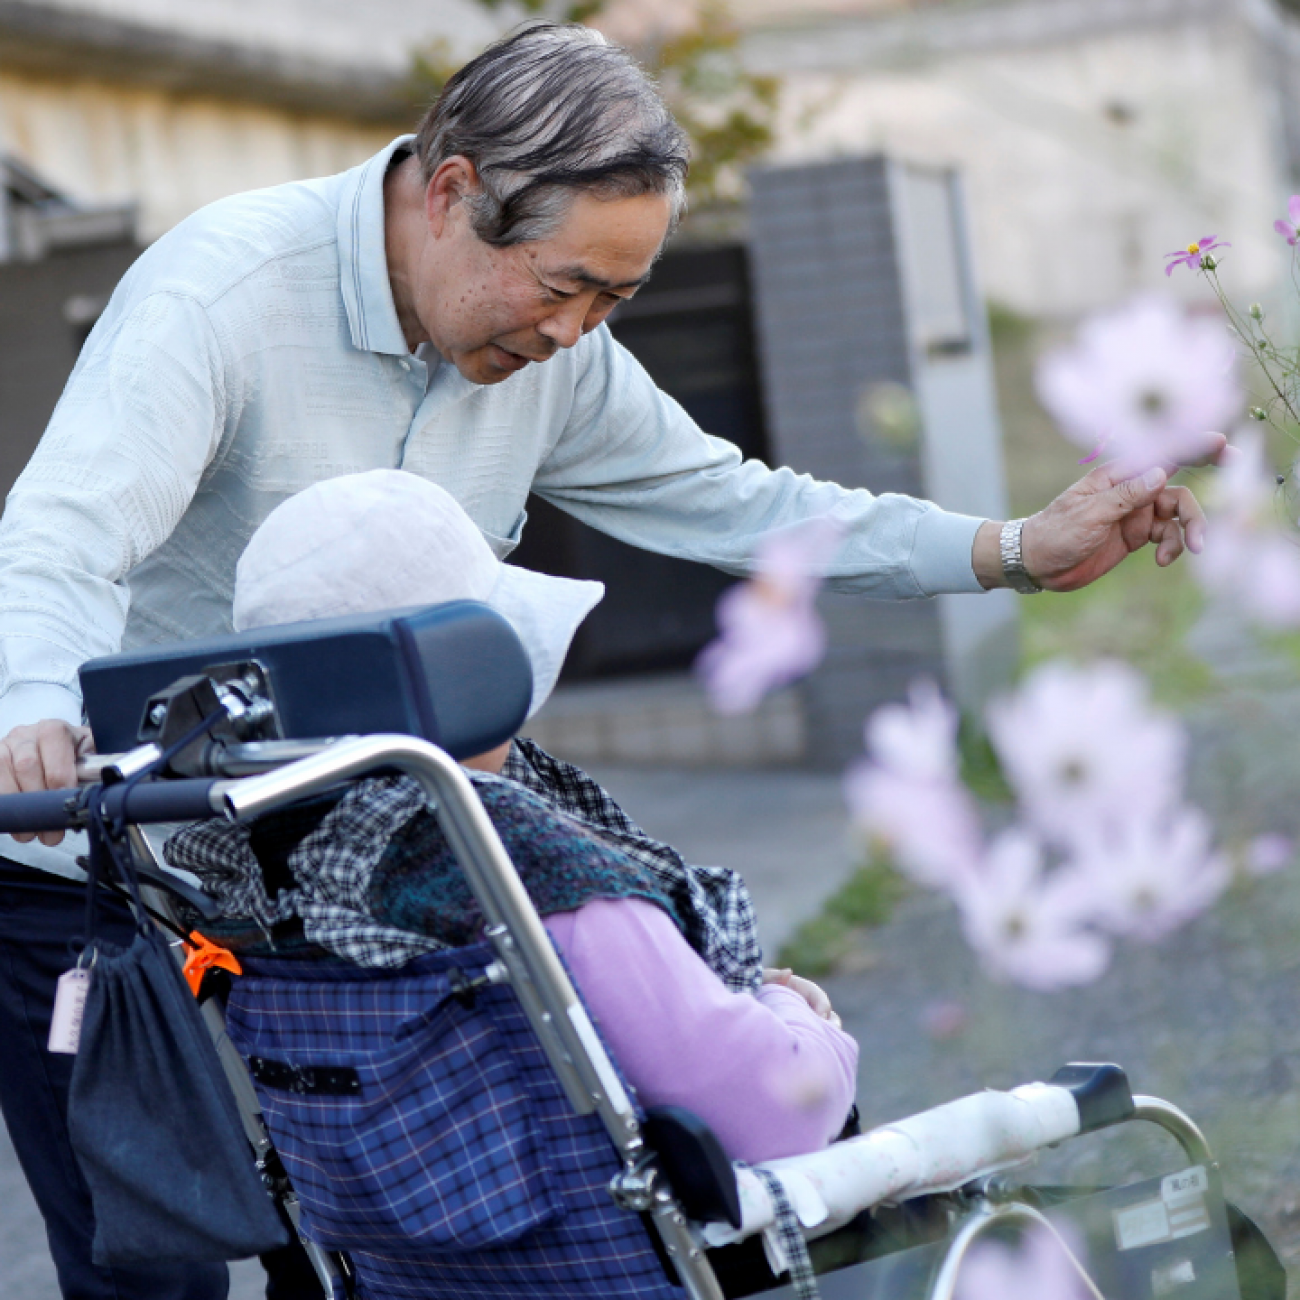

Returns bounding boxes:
[999,518,1043,594]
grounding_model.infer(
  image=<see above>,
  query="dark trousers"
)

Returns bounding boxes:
[0,860,229,1300]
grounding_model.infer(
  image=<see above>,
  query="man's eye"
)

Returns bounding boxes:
[544,285,576,301]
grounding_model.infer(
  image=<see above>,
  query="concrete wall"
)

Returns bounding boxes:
[745,0,1294,318]
[0,67,398,239]
[0,0,501,238]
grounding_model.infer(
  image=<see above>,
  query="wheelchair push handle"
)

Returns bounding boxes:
[0,778,226,834]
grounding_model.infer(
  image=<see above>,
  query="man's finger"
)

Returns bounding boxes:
[1151,518,1186,567]
[1170,485,1207,553]
[0,744,35,842]
[1101,466,1168,520]
[1120,503,1155,553]
[37,724,77,790]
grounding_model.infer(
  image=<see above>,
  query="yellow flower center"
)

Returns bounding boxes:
[1186,243,1201,255]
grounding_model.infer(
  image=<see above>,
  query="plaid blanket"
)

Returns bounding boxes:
[166,739,762,992]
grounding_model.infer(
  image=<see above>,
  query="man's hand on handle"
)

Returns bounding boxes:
[973,433,1229,593]
[0,721,95,846]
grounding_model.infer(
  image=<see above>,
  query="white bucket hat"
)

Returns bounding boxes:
[232,470,603,718]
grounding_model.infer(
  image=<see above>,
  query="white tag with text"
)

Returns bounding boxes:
[48,967,92,1055]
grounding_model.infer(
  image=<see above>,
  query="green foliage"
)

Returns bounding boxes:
[775,856,907,978]
[957,716,1012,803]
[404,0,781,207]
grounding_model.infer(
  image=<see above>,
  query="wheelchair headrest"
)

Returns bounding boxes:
[79,602,533,760]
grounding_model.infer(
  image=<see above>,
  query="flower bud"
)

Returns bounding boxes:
[1250,302,1265,321]
[1251,406,1268,421]
[1202,253,1219,270]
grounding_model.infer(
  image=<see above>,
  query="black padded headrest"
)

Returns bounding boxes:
[79,601,533,760]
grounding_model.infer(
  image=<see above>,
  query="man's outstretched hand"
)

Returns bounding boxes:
[0,720,95,846]
[975,433,1229,593]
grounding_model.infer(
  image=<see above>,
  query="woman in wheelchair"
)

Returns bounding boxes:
[167,470,857,1166]
[160,472,858,1297]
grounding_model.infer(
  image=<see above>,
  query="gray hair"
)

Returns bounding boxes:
[414,24,689,247]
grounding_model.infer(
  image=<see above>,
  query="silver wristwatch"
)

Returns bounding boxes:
[999,518,1043,594]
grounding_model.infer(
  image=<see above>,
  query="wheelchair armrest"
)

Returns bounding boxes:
[644,1106,742,1229]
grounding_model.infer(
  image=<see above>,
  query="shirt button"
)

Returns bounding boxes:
[399,359,411,372]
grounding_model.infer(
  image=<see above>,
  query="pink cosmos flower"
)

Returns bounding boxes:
[920,999,967,1039]
[987,661,1187,849]
[696,517,845,714]
[1247,833,1293,877]
[1197,524,1300,627]
[954,830,1110,991]
[845,681,983,888]
[1068,808,1229,942]
[1195,433,1300,627]
[956,1224,1093,1300]
[1164,235,1230,275]
[1212,429,1275,525]
[1275,196,1300,246]
[863,679,962,781]
[1035,297,1241,475]
[845,761,983,889]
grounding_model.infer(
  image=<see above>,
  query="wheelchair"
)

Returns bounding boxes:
[1,601,1284,1300]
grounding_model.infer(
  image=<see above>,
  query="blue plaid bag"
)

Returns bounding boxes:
[228,947,564,1257]
[229,946,683,1299]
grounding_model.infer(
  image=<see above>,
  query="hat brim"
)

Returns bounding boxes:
[487,567,604,718]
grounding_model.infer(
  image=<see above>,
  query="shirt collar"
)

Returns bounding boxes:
[337,134,417,358]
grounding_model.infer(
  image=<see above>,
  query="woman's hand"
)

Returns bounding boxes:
[763,967,842,1029]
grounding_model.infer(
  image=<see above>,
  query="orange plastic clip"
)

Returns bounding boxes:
[181,932,242,997]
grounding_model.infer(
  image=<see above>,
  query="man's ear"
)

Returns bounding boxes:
[426,155,480,237]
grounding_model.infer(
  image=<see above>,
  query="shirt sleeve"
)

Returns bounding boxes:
[533,325,985,599]
[545,897,859,1164]
[0,290,228,739]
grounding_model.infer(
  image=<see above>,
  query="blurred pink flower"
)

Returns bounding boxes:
[864,679,961,781]
[1212,429,1276,524]
[987,661,1186,848]
[956,1224,1092,1300]
[1035,297,1240,474]
[696,517,845,714]
[845,762,983,889]
[1194,430,1300,627]
[920,999,968,1039]
[955,830,1110,991]
[1247,833,1293,877]
[1275,196,1300,246]
[1164,235,1229,275]
[1197,525,1300,627]
[845,681,982,888]
[1070,808,1229,942]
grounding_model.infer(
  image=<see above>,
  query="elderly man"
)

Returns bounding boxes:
[0,21,1214,1300]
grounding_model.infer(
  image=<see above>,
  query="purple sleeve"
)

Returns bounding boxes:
[544,899,859,1164]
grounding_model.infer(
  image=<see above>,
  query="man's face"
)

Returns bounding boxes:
[416,185,672,385]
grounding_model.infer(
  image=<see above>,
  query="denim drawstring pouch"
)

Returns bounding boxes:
[66,720,289,1265]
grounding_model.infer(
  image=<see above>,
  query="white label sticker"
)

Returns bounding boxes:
[1162,1167,1208,1202]
[1115,1198,1171,1251]
[1163,1166,1211,1239]
[48,967,92,1055]
[567,1004,632,1116]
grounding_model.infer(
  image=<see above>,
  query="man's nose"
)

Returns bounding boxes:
[537,301,587,350]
